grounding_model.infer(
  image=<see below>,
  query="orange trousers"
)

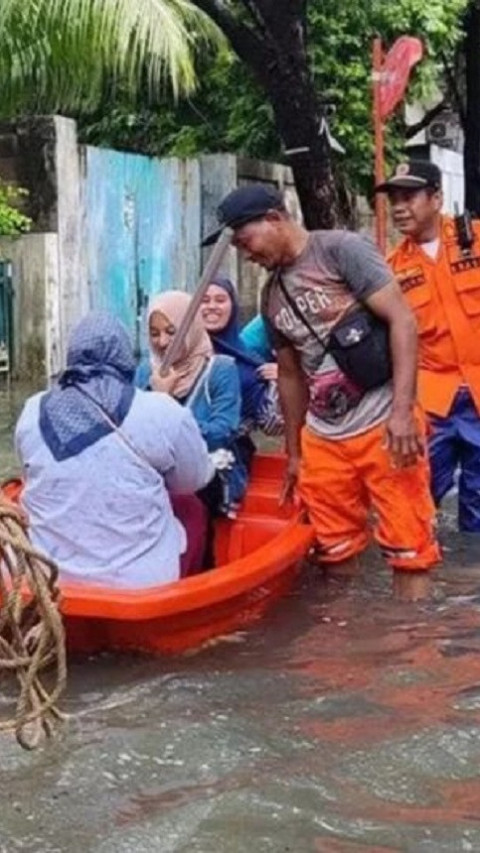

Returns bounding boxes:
[299,418,441,572]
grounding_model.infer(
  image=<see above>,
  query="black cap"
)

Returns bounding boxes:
[202,183,285,246]
[375,160,442,193]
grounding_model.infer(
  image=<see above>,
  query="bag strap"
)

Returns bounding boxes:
[274,271,362,354]
[274,272,329,356]
[75,385,160,477]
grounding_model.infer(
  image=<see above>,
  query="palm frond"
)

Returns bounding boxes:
[0,0,223,116]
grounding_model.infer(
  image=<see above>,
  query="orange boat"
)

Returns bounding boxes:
[2,455,314,655]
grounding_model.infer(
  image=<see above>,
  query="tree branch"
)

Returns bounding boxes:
[405,100,447,139]
[190,0,264,63]
[238,0,269,38]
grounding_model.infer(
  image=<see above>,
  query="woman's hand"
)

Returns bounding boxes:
[151,367,179,395]
[257,362,278,382]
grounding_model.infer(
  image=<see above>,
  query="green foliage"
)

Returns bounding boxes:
[79,0,468,197]
[0,0,222,115]
[0,184,31,237]
[309,0,468,194]
[80,48,277,160]
[1,0,468,197]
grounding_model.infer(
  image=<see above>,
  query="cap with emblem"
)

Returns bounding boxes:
[375,160,442,193]
[202,183,285,246]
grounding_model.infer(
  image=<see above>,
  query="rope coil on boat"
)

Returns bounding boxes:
[0,503,67,749]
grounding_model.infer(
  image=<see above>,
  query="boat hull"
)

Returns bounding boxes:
[2,455,314,655]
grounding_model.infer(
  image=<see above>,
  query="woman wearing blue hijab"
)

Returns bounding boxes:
[201,277,282,436]
[15,313,213,587]
[38,312,137,461]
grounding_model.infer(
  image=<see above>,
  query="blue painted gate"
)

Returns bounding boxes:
[82,149,201,358]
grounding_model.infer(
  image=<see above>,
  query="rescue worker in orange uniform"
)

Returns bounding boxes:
[377,160,480,531]
[203,183,441,600]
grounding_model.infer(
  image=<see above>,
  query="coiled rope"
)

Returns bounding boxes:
[0,504,67,749]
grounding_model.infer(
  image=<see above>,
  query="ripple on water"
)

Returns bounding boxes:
[1,407,480,850]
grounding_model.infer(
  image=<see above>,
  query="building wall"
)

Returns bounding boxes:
[0,115,415,380]
[0,232,60,379]
[0,118,206,373]
[1,121,304,374]
[81,145,201,357]
[200,154,301,323]
[430,145,464,215]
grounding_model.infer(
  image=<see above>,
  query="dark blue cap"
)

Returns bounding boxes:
[375,159,442,193]
[202,183,285,246]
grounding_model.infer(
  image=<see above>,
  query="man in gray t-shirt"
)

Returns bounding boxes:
[263,229,393,440]
[203,184,441,600]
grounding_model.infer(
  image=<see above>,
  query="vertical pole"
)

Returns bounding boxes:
[373,36,387,254]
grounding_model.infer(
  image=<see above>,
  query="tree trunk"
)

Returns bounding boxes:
[191,0,345,228]
[253,37,340,229]
[255,97,339,228]
[464,0,480,215]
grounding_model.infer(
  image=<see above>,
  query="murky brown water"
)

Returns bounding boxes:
[1,387,480,852]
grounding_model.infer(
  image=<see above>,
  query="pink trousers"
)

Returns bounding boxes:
[170,494,209,578]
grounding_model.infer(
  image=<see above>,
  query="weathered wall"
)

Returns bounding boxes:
[44,117,203,363]
[0,118,58,232]
[55,117,86,360]
[0,118,206,375]
[82,146,201,357]
[0,233,60,379]
[200,154,301,323]
[0,115,383,379]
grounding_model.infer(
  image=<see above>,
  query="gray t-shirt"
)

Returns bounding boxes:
[262,230,394,439]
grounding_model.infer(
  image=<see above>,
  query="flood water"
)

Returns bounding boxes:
[1,388,480,852]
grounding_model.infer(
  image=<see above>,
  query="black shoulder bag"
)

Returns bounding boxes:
[275,274,392,392]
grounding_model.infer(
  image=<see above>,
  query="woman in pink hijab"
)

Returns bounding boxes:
[136,291,247,519]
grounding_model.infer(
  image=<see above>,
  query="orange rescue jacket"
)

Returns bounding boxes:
[388,216,480,417]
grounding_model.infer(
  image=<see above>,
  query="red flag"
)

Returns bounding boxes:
[379,36,424,119]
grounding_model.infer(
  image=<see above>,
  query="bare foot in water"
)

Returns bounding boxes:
[325,556,361,579]
[393,570,432,602]
[305,549,360,579]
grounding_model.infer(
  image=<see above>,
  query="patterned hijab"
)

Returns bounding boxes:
[148,291,213,399]
[39,313,136,461]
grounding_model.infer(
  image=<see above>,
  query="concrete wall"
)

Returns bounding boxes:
[0,233,60,379]
[0,117,206,373]
[55,116,87,360]
[0,120,306,375]
[0,118,58,232]
[82,146,201,357]
[0,116,387,380]
[50,117,204,363]
[200,154,301,323]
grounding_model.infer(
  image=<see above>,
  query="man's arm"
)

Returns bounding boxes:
[331,232,422,467]
[364,280,423,467]
[277,345,309,502]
